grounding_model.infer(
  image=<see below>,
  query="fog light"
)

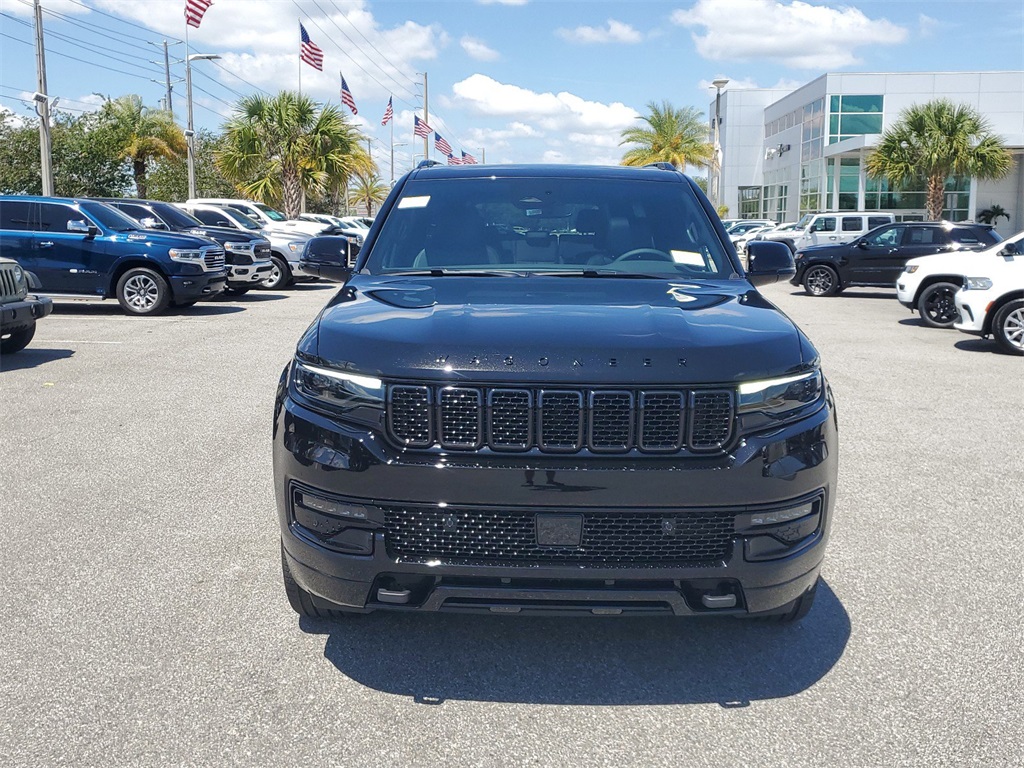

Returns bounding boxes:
[296,491,367,520]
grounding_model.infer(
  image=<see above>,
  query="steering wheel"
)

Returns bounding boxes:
[610,248,674,263]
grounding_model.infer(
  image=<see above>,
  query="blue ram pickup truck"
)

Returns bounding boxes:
[0,195,228,315]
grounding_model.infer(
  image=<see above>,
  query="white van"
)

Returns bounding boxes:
[784,212,896,252]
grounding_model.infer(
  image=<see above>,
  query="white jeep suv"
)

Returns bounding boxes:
[953,240,1024,355]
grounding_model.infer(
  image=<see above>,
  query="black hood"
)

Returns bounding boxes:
[307,275,810,385]
[170,225,265,244]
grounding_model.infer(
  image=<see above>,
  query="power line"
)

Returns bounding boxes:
[208,59,271,98]
[13,0,174,57]
[61,0,177,38]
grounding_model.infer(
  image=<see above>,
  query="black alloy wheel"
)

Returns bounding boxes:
[802,265,840,297]
[917,282,960,328]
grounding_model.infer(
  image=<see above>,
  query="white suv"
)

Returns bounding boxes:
[897,231,1020,328]
[953,241,1024,355]
[186,198,328,237]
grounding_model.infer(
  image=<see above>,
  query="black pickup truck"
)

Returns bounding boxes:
[273,163,839,624]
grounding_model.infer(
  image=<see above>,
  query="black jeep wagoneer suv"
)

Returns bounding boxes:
[273,163,838,623]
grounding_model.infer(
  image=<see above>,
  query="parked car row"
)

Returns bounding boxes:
[0,195,366,352]
[770,211,1020,355]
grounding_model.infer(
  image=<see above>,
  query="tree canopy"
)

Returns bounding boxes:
[865,99,1012,220]
[619,101,714,170]
[99,95,186,199]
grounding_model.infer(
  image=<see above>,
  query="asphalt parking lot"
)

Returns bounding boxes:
[2,280,1022,767]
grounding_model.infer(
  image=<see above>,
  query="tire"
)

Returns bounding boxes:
[115,267,171,316]
[262,256,291,290]
[916,281,960,328]
[0,321,36,354]
[223,286,250,296]
[992,299,1024,356]
[758,579,818,624]
[802,264,840,297]
[281,543,345,619]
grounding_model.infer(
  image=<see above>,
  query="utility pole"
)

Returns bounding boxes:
[422,72,429,159]
[150,40,182,118]
[162,41,173,117]
[32,0,53,196]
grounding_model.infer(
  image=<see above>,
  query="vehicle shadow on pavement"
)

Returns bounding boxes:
[308,580,850,706]
[0,347,75,371]
[788,290,895,300]
[50,304,245,317]
[210,292,288,303]
[954,338,1000,354]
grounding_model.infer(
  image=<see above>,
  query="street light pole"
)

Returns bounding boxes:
[392,142,408,185]
[710,77,729,212]
[185,53,220,199]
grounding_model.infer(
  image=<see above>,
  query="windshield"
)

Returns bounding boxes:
[367,176,733,279]
[81,201,140,232]
[151,202,203,229]
[255,203,287,222]
[795,214,813,229]
[218,207,262,230]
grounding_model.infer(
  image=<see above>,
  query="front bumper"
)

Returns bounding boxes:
[896,280,917,308]
[228,260,273,285]
[274,386,839,617]
[953,290,989,334]
[1,295,53,330]
[169,270,227,301]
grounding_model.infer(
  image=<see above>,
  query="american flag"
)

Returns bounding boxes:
[299,23,324,71]
[434,132,452,156]
[381,97,393,126]
[447,154,462,165]
[340,74,357,115]
[413,115,431,137]
[184,0,213,28]
[461,151,478,165]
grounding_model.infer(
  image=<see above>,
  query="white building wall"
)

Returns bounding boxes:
[715,71,1024,224]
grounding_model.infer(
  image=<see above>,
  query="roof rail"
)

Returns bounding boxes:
[643,162,679,172]
[416,160,443,169]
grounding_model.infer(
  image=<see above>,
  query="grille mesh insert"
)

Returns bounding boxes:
[383,507,735,566]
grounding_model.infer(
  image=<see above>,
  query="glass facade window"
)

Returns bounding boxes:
[863,175,971,220]
[739,186,762,218]
[828,94,884,144]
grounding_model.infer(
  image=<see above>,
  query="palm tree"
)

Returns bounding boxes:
[99,95,185,199]
[619,101,714,170]
[865,99,1012,221]
[977,204,1010,225]
[348,172,389,215]
[217,91,362,218]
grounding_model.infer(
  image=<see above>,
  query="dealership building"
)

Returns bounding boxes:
[711,71,1024,236]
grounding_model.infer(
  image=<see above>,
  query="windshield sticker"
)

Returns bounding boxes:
[670,250,704,266]
[398,196,431,209]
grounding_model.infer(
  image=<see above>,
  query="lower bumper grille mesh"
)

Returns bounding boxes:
[383,507,735,567]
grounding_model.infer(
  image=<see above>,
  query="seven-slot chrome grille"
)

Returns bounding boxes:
[387,384,735,453]
[382,506,735,567]
[201,246,226,271]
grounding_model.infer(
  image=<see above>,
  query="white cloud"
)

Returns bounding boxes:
[556,20,643,44]
[87,0,445,107]
[918,13,939,37]
[671,0,907,69]
[460,36,500,61]
[452,74,639,135]
[0,0,87,16]
[695,75,803,92]
[0,106,27,128]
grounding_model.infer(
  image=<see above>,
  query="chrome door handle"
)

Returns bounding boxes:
[39,241,54,248]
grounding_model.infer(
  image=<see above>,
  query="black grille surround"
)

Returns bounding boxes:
[387,382,735,454]
[383,505,736,568]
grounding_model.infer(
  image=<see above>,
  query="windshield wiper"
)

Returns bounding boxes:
[536,269,667,279]
[387,269,529,277]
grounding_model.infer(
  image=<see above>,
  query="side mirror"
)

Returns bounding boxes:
[745,241,795,286]
[67,219,98,237]
[857,239,869,249]
[999,243,1018,258]
[316,264,353,282]
[139,217,168,230]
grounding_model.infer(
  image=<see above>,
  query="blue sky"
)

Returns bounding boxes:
[1,0,1022,174]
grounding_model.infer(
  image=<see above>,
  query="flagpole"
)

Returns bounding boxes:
[297,22,301,95]
[389,102,394,185]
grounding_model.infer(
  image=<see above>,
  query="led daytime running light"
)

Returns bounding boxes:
[738,370,817,396]
[298,363,382,391]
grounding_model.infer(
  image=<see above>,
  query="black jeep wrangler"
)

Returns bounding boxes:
[274,163,839,623]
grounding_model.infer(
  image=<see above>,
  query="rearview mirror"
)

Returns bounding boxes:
[745,241,795,286]
[139,217,168,230]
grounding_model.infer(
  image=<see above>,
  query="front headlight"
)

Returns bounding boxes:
[964,277,993,290]
[225,241,255,254]
[738,369,823,419]
[168,248,205,263]
[287,241,305,253]
[292,360,384,407]
[904,265,919,274]
[12,265,24,283]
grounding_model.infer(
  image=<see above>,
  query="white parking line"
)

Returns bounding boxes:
[36,340,123,344]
